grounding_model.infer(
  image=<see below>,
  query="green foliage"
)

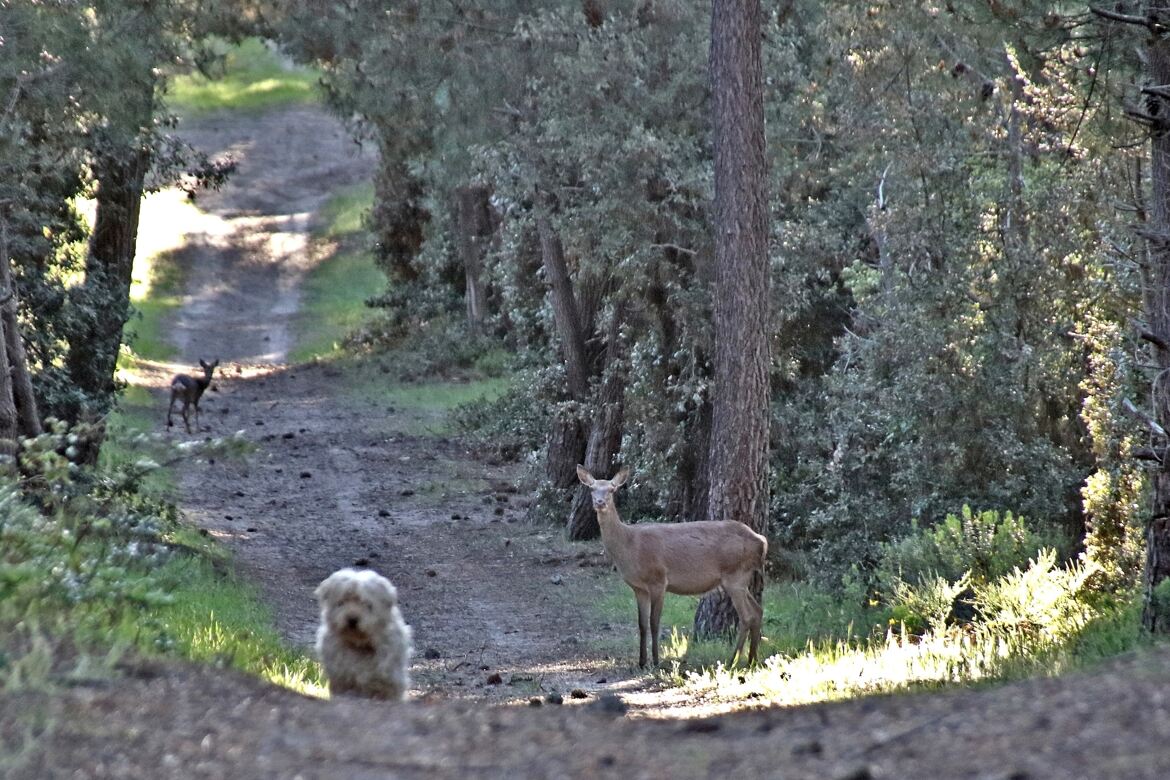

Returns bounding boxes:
[972,550,1100,645]
[1078,317,1147,592]
[1148,578,1170,631]
[0,419,308,694]
[453,370,551,462]
[877,507,1066,590]
[659,554,1141,708]
[169,38,320,116]
[888,573,972,636]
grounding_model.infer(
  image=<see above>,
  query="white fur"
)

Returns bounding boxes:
[315,568,412,700]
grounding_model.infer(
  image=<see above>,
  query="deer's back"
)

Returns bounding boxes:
[171,374,203,397]
[626,520,766,595]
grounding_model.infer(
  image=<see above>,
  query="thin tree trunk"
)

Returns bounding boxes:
[1139,3,1170,632]
[0,293,17,457]
[536,209,592,504]
[567,304,627,540]
[0,215,39,437]
[454,184,493,335]
[695,0,770,639]
[537,211,590,399]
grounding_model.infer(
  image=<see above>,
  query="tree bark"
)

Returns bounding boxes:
[537,212,590,399]
[0,215,40,438]
[695,0,770,639]
[65,141,149,424]
[1138,3,1170,633]
[454,184,493,334]
[0,293,17,457]
[567,304,627,540]
[536,210,592,506]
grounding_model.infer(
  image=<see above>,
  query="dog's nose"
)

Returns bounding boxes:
[346,616,359,629]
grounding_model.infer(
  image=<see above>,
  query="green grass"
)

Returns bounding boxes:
[127,556,325,696]
[122,248,186,363]
[588,566,1152,711]
[291,183,379,362]
[290,248,382,362]
[317,182,375,239]
[169,38,320,116]
[594,579,884,667]
[290,183,381,363]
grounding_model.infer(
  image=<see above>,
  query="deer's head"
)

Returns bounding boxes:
[576,465,629,510]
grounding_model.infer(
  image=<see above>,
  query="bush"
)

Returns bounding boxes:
[876,506,1065,590]
[888,572,972,635]
[972,550,1100,645]
[453,374,549,463]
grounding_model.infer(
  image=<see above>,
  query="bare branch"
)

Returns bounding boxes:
[1124,397,1169,439]
[649,242,697,256]
[1142,330,1170,351]
[1089,5,1166,32]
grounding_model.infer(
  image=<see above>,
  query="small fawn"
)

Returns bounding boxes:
[167,359,219,433]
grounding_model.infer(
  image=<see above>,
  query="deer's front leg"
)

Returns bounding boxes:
[648,584,665,667]
[633,587,651,668]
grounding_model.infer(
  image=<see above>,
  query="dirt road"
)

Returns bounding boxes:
[145,104,645,706]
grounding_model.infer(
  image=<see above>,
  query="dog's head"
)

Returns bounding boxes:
[315,568,399,651]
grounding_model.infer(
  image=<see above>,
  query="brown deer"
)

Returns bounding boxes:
[576,465,767,668]
[166,358,219,433]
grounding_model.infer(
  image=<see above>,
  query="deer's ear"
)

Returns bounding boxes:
[611,469,629,488]
[576,465,595,486]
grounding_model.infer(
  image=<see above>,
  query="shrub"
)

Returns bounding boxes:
[971,550,1100,646]
[876,506,1065,590]
[888,572,972,635]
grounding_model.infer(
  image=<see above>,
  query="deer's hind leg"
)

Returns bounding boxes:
[725,579,763,667]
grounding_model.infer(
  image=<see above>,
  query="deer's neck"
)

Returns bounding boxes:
[595,501,635,562]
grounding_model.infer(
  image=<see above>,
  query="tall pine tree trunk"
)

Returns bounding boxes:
[1141,10,1170,632]
[694,0,770,639]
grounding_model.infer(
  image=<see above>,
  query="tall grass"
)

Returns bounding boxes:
[290,183,381,363]
[595,556,1151,710]
[169,38,319,116]
[128,556,325,696]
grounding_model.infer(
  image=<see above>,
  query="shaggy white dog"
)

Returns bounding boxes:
[315,568,412,700]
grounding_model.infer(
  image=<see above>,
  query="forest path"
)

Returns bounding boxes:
[140,103,659,708]
[8,103,1170,780]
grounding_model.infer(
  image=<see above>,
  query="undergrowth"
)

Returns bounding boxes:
[0,423,321,696]
[589,508,1151,710]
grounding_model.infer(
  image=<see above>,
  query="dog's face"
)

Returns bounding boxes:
[315,569,398,652]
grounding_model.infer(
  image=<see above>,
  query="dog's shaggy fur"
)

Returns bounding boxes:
[315,568,412,700]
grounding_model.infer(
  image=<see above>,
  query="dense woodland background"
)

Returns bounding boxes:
[7,0,1170,699]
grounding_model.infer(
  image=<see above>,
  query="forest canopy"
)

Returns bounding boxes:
[3,0,1167,619]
